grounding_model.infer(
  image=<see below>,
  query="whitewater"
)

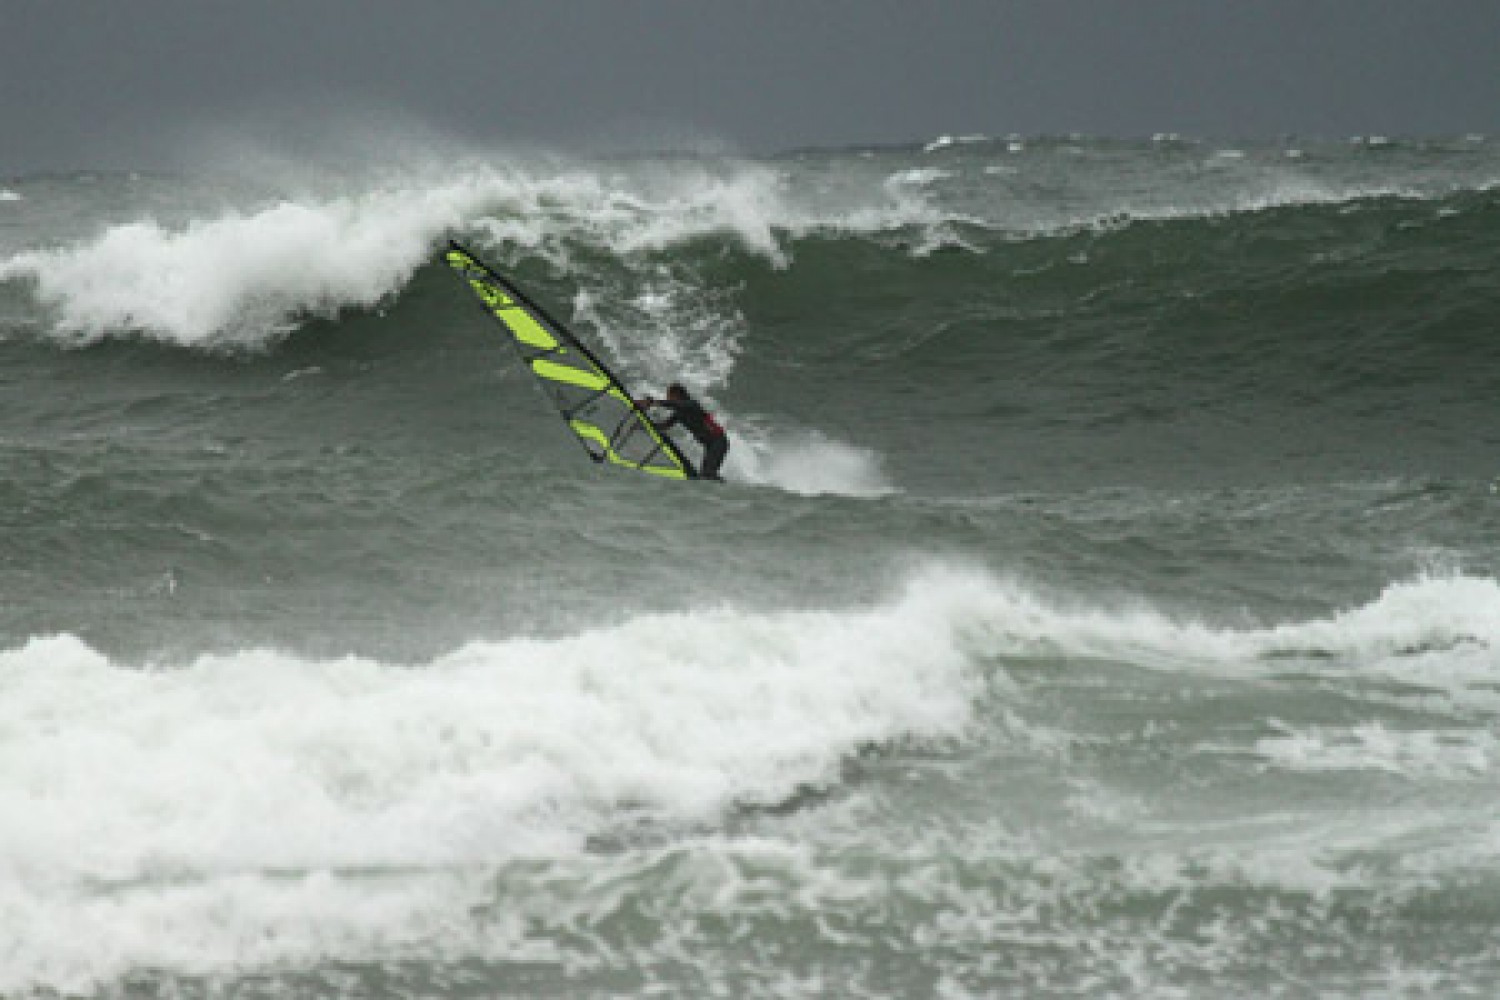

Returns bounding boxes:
[3,135,1500,997]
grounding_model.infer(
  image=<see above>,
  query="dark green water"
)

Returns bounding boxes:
[2,137,1499,997]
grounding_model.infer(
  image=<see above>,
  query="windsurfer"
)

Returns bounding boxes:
[637,383,729,481]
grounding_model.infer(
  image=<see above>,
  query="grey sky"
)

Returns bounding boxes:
[3,1,1498,172]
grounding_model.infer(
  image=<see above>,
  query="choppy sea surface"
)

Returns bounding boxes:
[3,134,1500,997]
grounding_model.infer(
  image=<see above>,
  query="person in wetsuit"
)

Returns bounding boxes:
[636,383,729,481]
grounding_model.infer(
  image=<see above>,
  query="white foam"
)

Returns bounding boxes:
[1027,175,1439,240]
[10,138,1493,354]
[0,150,975,350]
[922,134,989,153]
[1,599,980,867]
[0,189,21,203]
[0,180,490,347]
[1252,721,1494,780]
[9,144,1454,352]
[1239,575,1500,705]
[964,570,1500,691]
[4,565,1498,989]
[729,424,897,497]
[887,167,953,188]
[0,575,982,990]
[572,276,743,392]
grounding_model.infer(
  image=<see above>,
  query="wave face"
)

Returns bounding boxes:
[3,136,1500,997]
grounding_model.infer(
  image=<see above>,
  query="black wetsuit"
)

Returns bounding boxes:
[655,397,729,481]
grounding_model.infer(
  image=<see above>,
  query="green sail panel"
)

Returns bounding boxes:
[444,240,698,480]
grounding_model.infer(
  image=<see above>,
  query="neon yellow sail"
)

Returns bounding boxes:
[443,240,697,480]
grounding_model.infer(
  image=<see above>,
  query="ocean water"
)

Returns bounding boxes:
[2,135,1499,998]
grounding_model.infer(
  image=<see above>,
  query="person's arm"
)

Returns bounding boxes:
[635,396,679,430]
[641,397,687,422]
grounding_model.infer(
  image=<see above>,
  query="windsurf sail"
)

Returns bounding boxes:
[443,240,698,480]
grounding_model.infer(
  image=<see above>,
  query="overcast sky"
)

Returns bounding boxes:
[3,1,1498,172]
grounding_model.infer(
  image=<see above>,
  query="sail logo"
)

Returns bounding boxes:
[445,250,515,309]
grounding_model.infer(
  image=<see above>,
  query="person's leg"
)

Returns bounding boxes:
[701,436,728,481]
